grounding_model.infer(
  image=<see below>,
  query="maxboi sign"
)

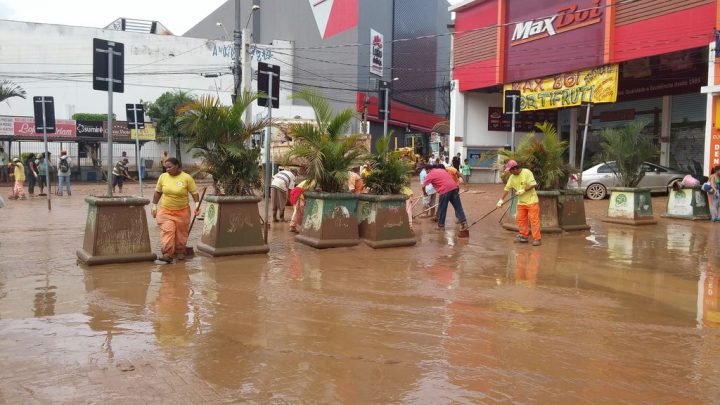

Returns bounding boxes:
[511,0,603,46]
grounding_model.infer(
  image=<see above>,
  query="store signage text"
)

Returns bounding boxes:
[370,29,383,77]
[13,117,76,138]
[503,64,618,111]
[511,0,602,46]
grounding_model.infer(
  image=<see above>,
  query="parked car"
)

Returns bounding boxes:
[569,162,687,200]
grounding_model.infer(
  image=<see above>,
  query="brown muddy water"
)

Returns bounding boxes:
[1,182,720,403]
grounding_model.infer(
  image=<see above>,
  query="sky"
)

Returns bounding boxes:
[0,0,228,35]
[0,0,465,35]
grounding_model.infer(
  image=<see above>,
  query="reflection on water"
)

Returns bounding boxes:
[153,268,199,358]
[606,228,635,265]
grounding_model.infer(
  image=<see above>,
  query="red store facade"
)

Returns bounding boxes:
[448,0,716,182]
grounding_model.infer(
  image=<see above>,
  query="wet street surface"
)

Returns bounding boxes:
[2,182,720,403]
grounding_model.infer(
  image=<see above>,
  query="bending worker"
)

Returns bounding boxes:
[498,160,541,246]
[151,157,200,262]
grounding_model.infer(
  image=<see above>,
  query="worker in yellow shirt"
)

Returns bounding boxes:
[151,157,200,262]
[497,160,541,246]
[8,157,27,200]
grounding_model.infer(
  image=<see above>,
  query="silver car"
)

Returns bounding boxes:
[569,162,687,200]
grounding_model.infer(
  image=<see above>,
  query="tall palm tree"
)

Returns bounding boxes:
[0,80,26,103]
[285,89,367,193]
[176,91,272,196]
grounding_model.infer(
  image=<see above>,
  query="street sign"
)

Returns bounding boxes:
[93,38,124,93]
[33,96,55,133]
[257,62,280,108]
[504,90,521,115]
[378,80,391,120]
[125,104,145,129]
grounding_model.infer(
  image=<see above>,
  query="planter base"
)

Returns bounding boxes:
[661,187,711,221]
[357,194,416,249]
[199,195,268,257]
[602,217,657,226]
[76,196,156,266]
[295,234,360,249]
[502,191,563,234]
[196,241,269,256]
[297,192,360,249]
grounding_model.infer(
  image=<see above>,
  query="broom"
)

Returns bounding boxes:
[184,186,208,256]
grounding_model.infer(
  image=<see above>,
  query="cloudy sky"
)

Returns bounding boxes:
[0,0,465,35]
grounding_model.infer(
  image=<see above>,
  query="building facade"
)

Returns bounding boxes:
[449,0,715,182]
[185,0,452,155]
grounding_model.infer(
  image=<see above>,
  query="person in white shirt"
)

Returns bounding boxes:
[271,168,296,222]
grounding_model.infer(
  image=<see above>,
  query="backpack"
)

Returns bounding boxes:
[59,157,69,174]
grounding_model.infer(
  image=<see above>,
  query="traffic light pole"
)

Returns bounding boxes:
[383,85,390,137]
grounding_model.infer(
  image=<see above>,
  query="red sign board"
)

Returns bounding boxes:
[13,117,76,138]
[505,0,606,83]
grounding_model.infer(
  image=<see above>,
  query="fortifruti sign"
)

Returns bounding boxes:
[503,64,618,111]
[505,0,606,82]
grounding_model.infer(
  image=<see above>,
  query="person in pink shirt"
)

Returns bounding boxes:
[423,165,468,230]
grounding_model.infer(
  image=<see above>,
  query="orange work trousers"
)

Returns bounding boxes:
[156,206,191,257]
[517,203,541,240]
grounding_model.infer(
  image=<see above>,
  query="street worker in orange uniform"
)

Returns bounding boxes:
[498,160,541,246]
[151,157,200,262]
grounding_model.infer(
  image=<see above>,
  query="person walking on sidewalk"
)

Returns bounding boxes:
[461,158,471,191]
[0,147,9,183]
[57,150,72,196]
[25,153,38,197]
[151,157,200,263]
[8,157,26,200]
[37,153,50,196]
[498,160,541,246]
[423,165,468,230]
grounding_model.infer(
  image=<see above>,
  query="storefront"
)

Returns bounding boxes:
[449,0,716,182]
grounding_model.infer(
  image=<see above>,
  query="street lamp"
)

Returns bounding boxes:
[234,4,260,106]
[383,77,399,137]
[215,22,230,40]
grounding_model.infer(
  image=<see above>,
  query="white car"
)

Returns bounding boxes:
[569,162,687,200]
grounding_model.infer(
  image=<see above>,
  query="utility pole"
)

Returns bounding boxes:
[241,5,260,124]
[232,0,242,102]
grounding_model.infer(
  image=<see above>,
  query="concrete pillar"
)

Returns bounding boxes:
[448,80,465,161]
[660,95,672,167]
[569,108,578,167]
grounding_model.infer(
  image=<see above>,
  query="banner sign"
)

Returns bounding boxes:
[370,29,383,77]
[103,121,131,140]
[76,120,104,138]
[130,123,156,141]
[13,117,76,138]
[0,116,13,136]
[503,64,618,111]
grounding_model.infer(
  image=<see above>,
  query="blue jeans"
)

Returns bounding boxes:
[58,175,71,195]
[438,188,467,226]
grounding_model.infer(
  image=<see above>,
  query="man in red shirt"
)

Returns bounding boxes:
[423,165,468,230]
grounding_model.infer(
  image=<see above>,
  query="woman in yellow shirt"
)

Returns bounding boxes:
[8,158,26,200]
[151,157,200,262]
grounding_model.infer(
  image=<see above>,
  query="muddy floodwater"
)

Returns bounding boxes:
[2,182,720,403]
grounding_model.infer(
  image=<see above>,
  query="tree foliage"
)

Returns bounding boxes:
[285,89,367,193]
[0,80,26,104]
[363,132,413,195]
[144,90,195,161]
[498,122,574,190]
[71,113,112,121]
[596,120,657,187]
[176,92,272,196]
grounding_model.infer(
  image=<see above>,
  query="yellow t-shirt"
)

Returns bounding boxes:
[400,186,413,197]
[13,163,25,181]
[504,168,538,205]
[155,172,197,210]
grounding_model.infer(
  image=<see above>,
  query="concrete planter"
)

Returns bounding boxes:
[296,192,360,248]
[196,195,269,256]
[558,189,591,231]
[357,194,416,248]
[661,186,710,220]
[502,190,563,233]
[603,187,657,225]
[77,196,156,265]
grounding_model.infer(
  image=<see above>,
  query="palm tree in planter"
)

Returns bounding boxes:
[358,132,416,248]
[597,120,658,225]
[285,89,367,248]
[176,92,273,256]
[498,122,587,232]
